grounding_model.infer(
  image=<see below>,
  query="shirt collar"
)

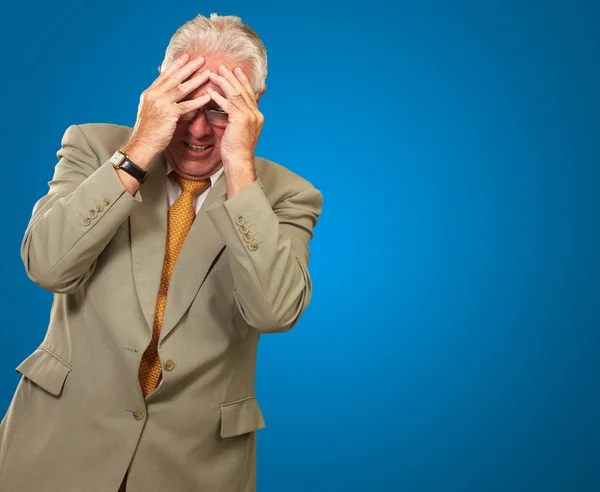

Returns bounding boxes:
[166,162,224,188]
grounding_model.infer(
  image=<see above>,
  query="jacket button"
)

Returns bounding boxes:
[236,216,246,226]
[164,359,175,371]
[133,408,145,420]
[81,217,91,226]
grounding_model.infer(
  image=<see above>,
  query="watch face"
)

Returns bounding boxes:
[110,151,126,167]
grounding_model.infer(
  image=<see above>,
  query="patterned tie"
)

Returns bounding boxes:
[138,174,211,397]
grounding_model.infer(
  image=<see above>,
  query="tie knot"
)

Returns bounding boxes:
[172,174,211,196]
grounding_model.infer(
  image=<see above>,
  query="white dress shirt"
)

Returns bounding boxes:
[165,164,225,214]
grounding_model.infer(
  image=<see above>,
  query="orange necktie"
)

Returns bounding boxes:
[138,174,211,397]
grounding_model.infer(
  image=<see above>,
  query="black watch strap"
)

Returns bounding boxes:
[119,157,147,183]
[111,150,148,184]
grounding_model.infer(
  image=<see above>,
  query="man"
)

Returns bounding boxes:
[0,13,322,492]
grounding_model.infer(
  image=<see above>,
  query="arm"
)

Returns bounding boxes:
[21,125,142,294]
[23,56,228,293]
[206,180,323,333]
[202,65,322,332]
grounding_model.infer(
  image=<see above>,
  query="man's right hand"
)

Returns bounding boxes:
[122,53,211,170]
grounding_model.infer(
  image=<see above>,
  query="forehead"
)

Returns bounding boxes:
[191,52,251,73]
[184,52,253,101]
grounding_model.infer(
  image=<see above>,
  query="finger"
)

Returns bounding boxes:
[168,69,211,102]
[206,87,236,115]
[217,65,257,108]
[217,65,250,97]
[177,93,211,118]
[149,53,189,88]
[233,67,256,100]
[157,56,206,91]
[209,70,249,111]
[232,67,263,121]
[159,56,205,90]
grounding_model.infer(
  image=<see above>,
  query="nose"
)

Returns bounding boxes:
[186,111,213,138]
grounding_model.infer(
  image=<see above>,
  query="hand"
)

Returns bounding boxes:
[124,53,212,168]
[207,65,264,167]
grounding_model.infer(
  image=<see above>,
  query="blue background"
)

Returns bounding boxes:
[1,0,598,490]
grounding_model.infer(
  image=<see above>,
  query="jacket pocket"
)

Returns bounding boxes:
[219,395,266,438]
[15,347,72,397]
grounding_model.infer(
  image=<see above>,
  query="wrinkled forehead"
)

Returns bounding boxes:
[181,51,253,103]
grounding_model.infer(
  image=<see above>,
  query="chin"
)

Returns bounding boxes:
[169,149,223,180]
[175,161,221,180]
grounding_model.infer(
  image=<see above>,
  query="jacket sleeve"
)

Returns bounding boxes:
[206,179,323,333]
[21,125,142,294]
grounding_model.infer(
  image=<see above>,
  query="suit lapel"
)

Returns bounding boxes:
[130,154,168,332]
[159,172,228,343]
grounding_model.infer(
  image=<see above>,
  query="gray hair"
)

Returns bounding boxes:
[162,13,268,95]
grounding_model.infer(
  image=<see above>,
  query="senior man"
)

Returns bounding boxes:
[0,13,322,492]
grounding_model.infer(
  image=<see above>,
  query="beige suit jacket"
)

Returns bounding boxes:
[0,123,322,492]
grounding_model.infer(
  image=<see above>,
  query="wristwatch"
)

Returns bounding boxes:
[110,150,148,184]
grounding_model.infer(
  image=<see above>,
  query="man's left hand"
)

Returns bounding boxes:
[207,66,264,170]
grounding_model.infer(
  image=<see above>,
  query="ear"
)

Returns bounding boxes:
[256,85,267,104]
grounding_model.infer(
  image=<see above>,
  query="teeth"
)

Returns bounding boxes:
[186,143,210,151]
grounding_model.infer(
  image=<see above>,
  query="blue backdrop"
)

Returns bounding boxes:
[0,1,598,491]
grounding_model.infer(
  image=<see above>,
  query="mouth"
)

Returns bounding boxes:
[185,142,214,152]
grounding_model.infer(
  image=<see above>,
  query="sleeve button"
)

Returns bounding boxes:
[102,198,110,206]
[81,217,91,226]
[88,209,98,219]
[95,203,104,212]
[236,216,246,226]
[239,225,250,234]
[248,241,258,251]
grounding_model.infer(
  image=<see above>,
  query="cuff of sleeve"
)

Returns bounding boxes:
[206,180,273,250]
[102,160,142,203]
[73,160,142,226]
